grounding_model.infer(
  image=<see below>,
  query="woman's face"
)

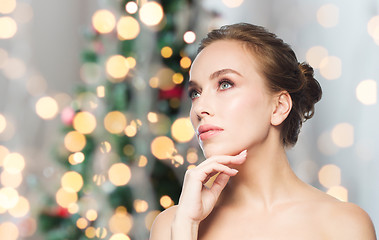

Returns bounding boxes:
[189,40,275,158]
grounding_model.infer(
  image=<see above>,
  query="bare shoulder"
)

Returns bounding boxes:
[323,200,376,239]
[149,205,178,240]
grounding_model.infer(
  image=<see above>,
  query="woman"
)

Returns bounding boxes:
[150,23,376,239]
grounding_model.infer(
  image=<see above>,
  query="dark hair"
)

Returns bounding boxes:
[198,23,322,147]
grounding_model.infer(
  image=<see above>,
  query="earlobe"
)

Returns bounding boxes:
[271,91,292,126]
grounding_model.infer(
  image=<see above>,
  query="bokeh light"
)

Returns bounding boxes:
[317,4,339,28]
[356,79,377,105]
[3,153,25,174]
[64,131,86,152]
[108,163,131,186]
[171,118,195,142]
[2,57,26,79]
[117,16,140,40]
[0,0,16,14]
[106,55,130,81]
[35,97,59,120]
[138,155,148,167]
[319,56,342,80]
[92,9,116,34]
[8,196,30,218]
[76,217,88,229]
[327,185,348,202]
[183,31,196,44]
[1,171,22,188]
[306,46,328,69]
[186,148,198,164]
[156,67,175,90]
[222,0,244,8]
[96,227,107,239]
[172,73,184,84]
[0,17,17,39]
[139,2,164,26]
[104,111,127,134]
[0,187,19,209]
[109,211,133,234]
[97,85,105,98]
[61,171,84,193]
[180,56,192,69]
[56,187,77,208]
[160,195,174,209]
[367,15,379,45]
[68,152,85,165]
[125,57,136,68]
[318,164,341,188]
[161,46,173,58]
[85,226,96,238]
[86,209,98,221]
[134,199,149,213]
[331,123,354,148]
[151,136,176,159]
[110,233,131,240]
[73,111,97,134]
[0,222,19,240]
[125,2,138,14]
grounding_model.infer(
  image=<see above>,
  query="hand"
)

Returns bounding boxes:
[175,150,247,225]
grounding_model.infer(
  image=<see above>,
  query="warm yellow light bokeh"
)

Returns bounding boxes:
[61,171,84,193]
[317,4,339,28]
[110,233,131,240]
[56,188,78,208]
[64,131,86,152]
[106,55,130,81]
[318,164,341,188]
[1,171,22,188]
[0,0,16,14]
[97,85,105,98]
[92,9,116,34]
[35,96,59,120]
[161,46,173,58]
[0,114,6,134]
[85,226,96,238]
[160,195,173,209]
[356,79,377,105]
[327,185,348,202]
[125,1,138,14]
[171,118,195,142]
[138,155,148,167]
[124,121,137,137]
[183,31,196,44]
[319,56,342,80]
[125,57,136,68]
[139,2,164,26]
[172,73,184,84]
[147,112,158,123]
[96,227,108,239]
[0,187,19,209]
[134,199,149,213]
[331,123,354,148]
[8,196,30,218]
[0,17,17,39]
[0,221,19,240]
[186,149,198,164]
[109,212,133,234]
[117,16,140,40]
[306,46,328,69]
[76,217,88,229]
[104,111,127,134]
[86,209,98,221]
[180,56,192,69]
[3,153,25,174]
[68,152,85,165]
[156,67,175,90]
[222,0,244,8]
[108,163,131,186]
[100,141,112,153]
[151,136,176,159]
[73,111,97,134]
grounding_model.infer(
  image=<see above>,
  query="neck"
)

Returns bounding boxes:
[221,138,303,211]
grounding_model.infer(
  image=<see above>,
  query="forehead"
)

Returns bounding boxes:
[190,40,261,78]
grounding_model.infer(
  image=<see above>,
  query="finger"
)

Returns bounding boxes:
[186,163,238,184]
[209,173,231,197]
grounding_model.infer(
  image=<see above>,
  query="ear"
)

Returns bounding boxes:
[271,91,292,126]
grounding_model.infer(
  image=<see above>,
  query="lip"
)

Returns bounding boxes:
[197,124,224,141]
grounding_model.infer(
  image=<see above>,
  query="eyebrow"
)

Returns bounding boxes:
[189,68,242,86]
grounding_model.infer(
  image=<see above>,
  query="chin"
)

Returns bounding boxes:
[201,144,243,158]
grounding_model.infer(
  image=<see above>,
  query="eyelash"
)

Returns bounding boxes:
[188,79,235,100]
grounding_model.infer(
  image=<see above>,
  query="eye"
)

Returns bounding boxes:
[188,89,201,100]
[219,80,233,90]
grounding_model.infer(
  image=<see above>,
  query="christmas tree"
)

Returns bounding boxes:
[37,0,215,239]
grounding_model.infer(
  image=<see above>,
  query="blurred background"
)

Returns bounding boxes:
[0,0,378,239]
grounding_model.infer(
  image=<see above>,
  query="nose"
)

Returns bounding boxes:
[191,94,214,121]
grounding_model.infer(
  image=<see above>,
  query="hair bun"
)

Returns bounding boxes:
[298,62,322,121]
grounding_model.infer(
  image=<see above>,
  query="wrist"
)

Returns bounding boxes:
[171,214,200,240]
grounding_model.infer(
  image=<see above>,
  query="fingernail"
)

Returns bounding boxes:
[239,150,247,156]
[232,169,239,173]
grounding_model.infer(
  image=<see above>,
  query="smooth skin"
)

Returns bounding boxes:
[149,40,377,240]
